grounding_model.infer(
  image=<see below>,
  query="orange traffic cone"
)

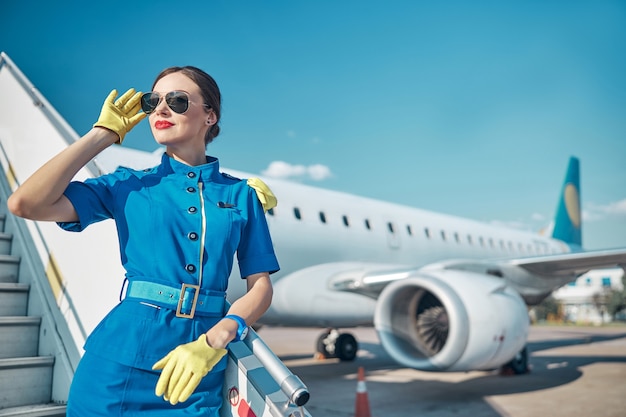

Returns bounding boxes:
[354,366,372,417]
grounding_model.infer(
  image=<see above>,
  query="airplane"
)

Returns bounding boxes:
[2,50,626,389]
[214,153,626,374]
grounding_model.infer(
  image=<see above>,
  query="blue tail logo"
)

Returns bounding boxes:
[551,157,582,249]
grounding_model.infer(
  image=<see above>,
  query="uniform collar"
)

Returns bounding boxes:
[160,152,222,182]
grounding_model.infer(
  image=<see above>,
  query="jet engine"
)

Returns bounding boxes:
[374,268,529,372]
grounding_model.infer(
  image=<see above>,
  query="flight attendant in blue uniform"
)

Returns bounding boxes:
[7,66,279,416]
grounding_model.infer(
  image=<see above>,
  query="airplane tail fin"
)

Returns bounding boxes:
[551,157,582,249]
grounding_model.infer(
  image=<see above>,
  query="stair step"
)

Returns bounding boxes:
[0,254,20,283]
[0,357,54,410]
[0,232,12,255]
[0,404,66,417]
[0,317,40,359]
[0,283,29,316]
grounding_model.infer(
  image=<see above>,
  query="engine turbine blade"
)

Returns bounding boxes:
[417,305,449,354]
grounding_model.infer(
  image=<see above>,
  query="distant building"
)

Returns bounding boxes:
[552,268,624,324]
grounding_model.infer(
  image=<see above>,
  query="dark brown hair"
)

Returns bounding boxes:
[152,66,221,145]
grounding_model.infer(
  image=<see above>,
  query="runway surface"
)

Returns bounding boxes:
[258,325,626,417]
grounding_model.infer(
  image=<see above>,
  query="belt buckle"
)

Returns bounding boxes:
[176,283,200,318]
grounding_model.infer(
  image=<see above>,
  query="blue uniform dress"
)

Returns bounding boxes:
[58,153,279,416]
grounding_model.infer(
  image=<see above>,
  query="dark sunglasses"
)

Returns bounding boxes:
[140,91,210,115]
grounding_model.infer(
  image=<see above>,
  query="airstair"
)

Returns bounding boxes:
[0,52,311,417]
[0,171,70,416]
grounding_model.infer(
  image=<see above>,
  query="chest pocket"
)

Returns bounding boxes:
[199,183,246,257]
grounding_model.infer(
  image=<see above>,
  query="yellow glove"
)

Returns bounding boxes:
[152,334,227,405]
[93,88,147,144]
[247,177,277,212]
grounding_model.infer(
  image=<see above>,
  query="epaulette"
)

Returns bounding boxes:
[247,178,277,213]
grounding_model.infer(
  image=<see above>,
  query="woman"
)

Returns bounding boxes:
[7,66,279,416]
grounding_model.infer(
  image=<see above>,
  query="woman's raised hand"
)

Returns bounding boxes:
[93,88,147,144]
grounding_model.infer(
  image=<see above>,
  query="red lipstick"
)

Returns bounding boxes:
[155,120,174,129]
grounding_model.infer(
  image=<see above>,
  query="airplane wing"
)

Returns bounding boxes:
[508,247,626,277]
[324,247,626,299]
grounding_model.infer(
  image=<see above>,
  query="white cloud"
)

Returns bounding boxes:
[531,212,545,221]
[261,161,333,181]
[307,164,333,181]
[603,199,626,215]
[582,209,603,222]
[261,161,305,178]
[584,198,626,222]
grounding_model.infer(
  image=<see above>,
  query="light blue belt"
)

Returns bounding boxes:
[124,280,226,318]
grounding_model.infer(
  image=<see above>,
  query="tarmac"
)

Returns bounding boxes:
[258,324,626,417]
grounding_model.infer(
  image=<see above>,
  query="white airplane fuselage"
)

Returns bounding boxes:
[221,170,569,328]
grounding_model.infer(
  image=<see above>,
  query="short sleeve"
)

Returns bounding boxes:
[236,186,280,278]
[56,175,117,232]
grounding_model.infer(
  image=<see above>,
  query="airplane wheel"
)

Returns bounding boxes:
[316,330,334,358]
[335,333,358,361]
[503,346,529,375]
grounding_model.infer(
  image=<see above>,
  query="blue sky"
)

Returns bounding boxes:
[1,0,625,250]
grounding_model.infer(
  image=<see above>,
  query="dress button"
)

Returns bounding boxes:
[185,264,196,273]
[188,232,198,241]
[188,206,197,213]
[187,172,196,178]
[187,186,196,193]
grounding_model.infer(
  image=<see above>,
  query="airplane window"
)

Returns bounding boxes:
[342,215,350,227]
[441,230,446,241]
[267,208,274,216]
[387,222,395,233]
[479,237,484,247]
[319,212,326,223]
[424,228,430,239]
[489,238,494,248]
[454,232,460,243]
[294,207,302,220]
[364,219,371,230]
[406,225,413,236]
[467,235,473,245]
